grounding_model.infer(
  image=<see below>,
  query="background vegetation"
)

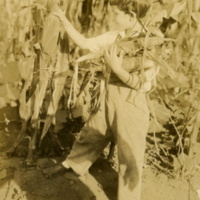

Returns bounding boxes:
[0,0,200,178]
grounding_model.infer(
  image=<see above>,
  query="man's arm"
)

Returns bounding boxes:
[104,45,156,90]
[113,67,141,89]
[54,9,89,49]
[54,9,118,52]
[104,45,141,89]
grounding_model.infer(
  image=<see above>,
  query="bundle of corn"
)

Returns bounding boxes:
[71,26,174,94]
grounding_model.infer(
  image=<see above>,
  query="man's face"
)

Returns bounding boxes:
[110,6,135,31]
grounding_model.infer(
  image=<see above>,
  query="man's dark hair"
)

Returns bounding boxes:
[109,0,150,18]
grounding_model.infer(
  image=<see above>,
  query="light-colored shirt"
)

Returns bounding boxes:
[86,30,121,52]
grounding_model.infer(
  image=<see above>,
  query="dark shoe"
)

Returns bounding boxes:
[41,163,69,179]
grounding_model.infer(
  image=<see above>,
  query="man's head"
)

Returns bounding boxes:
[108,0,150,31]
[109,0,150,19]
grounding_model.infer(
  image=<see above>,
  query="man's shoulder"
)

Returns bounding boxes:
[96,30,120,39]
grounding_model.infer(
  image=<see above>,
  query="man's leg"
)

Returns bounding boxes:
[63,91,113,176]
[108,85,149,200]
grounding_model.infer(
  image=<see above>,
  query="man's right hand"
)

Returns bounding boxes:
[53,9,66,24]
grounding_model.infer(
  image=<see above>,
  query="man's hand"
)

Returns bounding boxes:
[104,45,124,73]
[104,44,141,89]
[53,9,67,24]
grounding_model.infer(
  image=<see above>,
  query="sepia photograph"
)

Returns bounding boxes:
[0,0,200,199]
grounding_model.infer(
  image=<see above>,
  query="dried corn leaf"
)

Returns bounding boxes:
[49,52,69,114]
[40,115,53,142]
[41,51,69,140]
[19,82,34,121]
[41,13,60,61]
[31,79,49,121]
[67,62,79,108]
[18,56,34,80]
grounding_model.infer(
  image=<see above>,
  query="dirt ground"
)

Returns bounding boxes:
[1,107,200,200]
[0,156,200,200]
[1,150,200,200]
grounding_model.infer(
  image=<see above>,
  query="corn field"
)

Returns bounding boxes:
[0,0,200,177]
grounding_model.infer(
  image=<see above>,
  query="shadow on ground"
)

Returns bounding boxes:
[0,157,118,200]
